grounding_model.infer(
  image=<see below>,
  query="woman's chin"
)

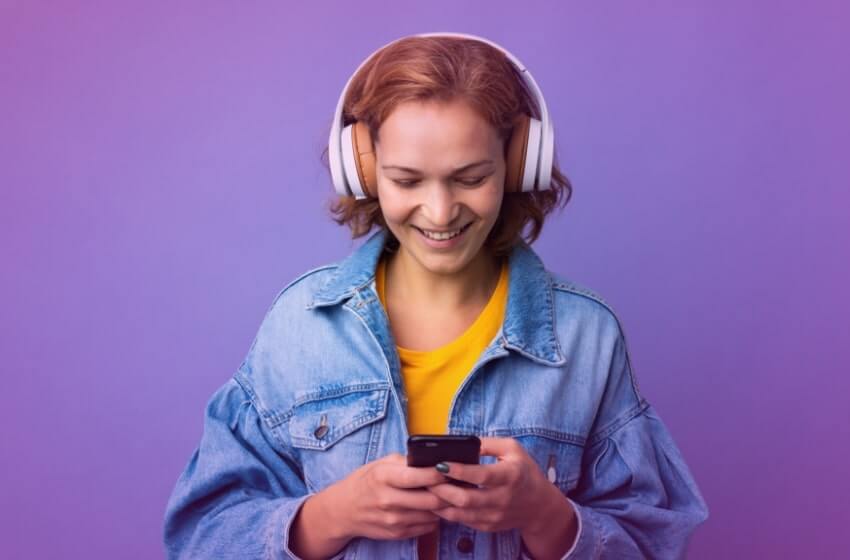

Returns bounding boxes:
[400,239,483,276]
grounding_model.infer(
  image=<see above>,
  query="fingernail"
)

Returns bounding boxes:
[435,462,450,474]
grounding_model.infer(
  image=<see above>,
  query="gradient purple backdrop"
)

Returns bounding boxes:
[2,1,848,558]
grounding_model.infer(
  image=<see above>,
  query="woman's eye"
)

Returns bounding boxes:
[392,179,419,187]
[458,176,487,186]
[391,176,487,187]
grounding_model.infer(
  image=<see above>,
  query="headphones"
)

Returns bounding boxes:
[328,31,555,200]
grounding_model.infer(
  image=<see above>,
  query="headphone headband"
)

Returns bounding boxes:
[328,32,554,199]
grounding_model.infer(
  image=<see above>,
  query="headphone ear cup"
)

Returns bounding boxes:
[506,114,543,193]
[352,121,378,198]
[340,121,378,199]
[505,115,530,193]
[523,117,543,192]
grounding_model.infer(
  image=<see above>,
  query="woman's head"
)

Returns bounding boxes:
[323,35,573,261]
[374,97,505,277]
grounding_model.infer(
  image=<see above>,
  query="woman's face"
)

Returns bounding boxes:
[374,98,505,277]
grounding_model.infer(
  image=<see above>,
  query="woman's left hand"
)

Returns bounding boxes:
[424,436,574,536]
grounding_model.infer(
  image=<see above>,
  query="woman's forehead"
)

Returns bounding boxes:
[376,100,501,170]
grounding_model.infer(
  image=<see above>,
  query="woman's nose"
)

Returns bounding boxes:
[422,183,461,226]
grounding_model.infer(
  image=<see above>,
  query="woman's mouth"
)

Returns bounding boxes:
[412,222,473,249]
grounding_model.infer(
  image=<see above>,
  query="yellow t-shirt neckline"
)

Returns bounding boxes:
[375,255,509,362]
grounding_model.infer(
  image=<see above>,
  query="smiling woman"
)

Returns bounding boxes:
[163,32,709,560]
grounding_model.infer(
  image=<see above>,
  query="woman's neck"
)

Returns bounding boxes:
[384,246,502,312]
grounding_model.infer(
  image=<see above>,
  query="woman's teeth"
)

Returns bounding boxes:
[419,224,468,240]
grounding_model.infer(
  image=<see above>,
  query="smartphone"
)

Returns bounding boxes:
[407,434,481,488]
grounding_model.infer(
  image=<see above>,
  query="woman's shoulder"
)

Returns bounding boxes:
[233,260,347,400]
[548,270,616,312]
[545,269,626,338]
[267,262,341,310]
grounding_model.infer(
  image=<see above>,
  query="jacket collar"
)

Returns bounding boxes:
[308,229,565,366]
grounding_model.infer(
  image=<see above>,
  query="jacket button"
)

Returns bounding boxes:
[313,424,328,438]
[456,536,474,554]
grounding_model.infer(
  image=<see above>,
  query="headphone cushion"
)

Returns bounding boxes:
[505,114,531,193]
[351,121,377,198]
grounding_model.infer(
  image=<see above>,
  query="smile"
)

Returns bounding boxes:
[414,223,472,241]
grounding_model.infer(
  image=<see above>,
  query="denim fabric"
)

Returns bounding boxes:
[163,229,709,559]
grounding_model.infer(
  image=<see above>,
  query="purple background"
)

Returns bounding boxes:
[2,2,848,558]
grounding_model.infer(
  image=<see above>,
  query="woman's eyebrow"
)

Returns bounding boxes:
[381,159,494,173]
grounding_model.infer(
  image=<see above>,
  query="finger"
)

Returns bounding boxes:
[381,464,450,489]
[376,486,453,511]
[478,436,522,459]
[382,452,407,465]
[406,521,440,538]
[371,512,439,539]
[432,505,481,526]
[375,508,441,526]
[426,482,492,509]
[437,460,513,487]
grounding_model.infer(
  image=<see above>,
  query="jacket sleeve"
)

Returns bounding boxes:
[162,377,349,560]
[529,324,710,560]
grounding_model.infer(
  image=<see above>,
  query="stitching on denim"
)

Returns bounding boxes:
[586,398,650,446]
[309,261,380,310]
[292,383,390,407]
[536,263,560,354]
[263,408,292,428]
[551,281,613,309]
[501,341,562,366]
[546,272,567,362]
[591,506,605,559]
[618,330,644,405]
[237,376,293,430]
[365,406,383,463]
[484,426,587,446]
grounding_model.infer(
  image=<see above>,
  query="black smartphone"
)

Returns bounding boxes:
[407,434,481,488]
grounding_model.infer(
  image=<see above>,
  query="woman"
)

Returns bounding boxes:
[163,33,709,559]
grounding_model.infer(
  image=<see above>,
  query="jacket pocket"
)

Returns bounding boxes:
[512,433,584,493]
[288,384,390,491]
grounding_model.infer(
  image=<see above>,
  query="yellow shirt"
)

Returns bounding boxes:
[375,254,509,560]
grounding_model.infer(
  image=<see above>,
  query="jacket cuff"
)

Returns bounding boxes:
[560,498,602,559]
[267,493,349,560]
[520,496,583,560]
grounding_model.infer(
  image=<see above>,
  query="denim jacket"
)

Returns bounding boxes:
[163,228,709,559]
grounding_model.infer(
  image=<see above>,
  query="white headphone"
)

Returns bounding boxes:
[327,31,555,200]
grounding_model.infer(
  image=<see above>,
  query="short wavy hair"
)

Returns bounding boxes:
[320,35,573,256]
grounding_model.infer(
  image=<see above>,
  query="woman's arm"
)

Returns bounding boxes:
[519,481,580,559]
[162,377,350,560]
[521,327,710,559]
[288,483,352,559]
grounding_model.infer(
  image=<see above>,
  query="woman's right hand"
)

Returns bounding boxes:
[327,451,452,541]
[290,452,452,559]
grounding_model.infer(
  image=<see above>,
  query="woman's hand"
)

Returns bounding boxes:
[424,437,578,559]
[325,452,454,541]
